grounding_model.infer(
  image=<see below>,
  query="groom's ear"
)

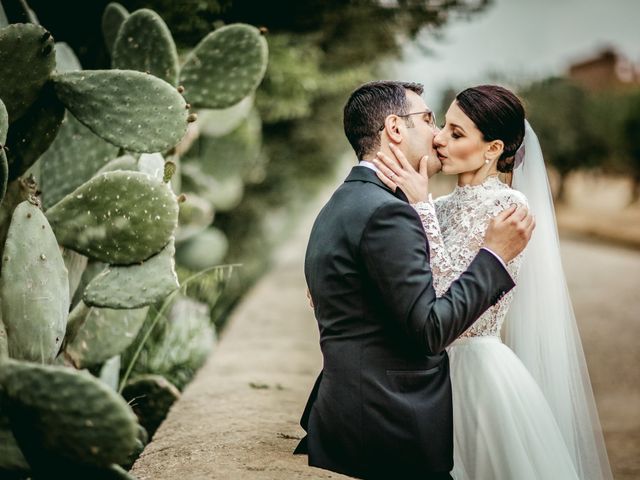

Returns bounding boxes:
[383,115,403,144]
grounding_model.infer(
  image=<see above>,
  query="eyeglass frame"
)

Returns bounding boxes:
[378,110,437,132]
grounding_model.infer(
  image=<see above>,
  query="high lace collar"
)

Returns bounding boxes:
[453,175,508,197]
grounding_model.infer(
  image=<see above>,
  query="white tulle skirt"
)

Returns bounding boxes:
[447,336,580,480]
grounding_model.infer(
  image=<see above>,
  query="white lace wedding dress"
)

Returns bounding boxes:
[413,176,580,480]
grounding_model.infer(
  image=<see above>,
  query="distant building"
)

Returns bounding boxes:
[567,48,640,91]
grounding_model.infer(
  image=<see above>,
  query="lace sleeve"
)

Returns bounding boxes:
[412,196,463,296]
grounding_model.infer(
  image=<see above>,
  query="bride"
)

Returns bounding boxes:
[373,85,613,479]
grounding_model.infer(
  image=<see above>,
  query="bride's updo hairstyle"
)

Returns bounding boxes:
[455,85,525,173]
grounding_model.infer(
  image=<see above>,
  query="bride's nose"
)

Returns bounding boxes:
[434,129,446,147]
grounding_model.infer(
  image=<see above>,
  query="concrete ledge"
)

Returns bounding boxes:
[130,211,351,479]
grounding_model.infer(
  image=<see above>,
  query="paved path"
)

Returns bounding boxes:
[560,237,640,480]
[131,188,640,479]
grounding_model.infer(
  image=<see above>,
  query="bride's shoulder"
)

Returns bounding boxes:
[486,184,529,210]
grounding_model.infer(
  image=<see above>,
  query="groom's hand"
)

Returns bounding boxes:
[483,205,535,263]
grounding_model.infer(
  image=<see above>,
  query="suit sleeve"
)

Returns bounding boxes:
[361,201,515,355]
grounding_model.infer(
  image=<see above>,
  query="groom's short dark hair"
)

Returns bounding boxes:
[343,80,424,161]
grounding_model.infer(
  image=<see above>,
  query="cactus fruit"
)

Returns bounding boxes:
[102,2,129,56]
[0,23,56,122]
[51,69,189,152]
[64,303,149,368]
[40,112,119,209]
[175,227,228,271]
[5,83,65,181]
[1,201,69,363]
[0,358,139,468]
[179,24,268,109]
[45,171,179,265]
[113,9,179,86]
[121,374,180,439]
[54,41,82,73]
[83,238,179,309]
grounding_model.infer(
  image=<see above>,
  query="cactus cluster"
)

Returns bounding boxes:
[0,1,268,477]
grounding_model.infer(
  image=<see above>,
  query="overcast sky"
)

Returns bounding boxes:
[391,0,640,108]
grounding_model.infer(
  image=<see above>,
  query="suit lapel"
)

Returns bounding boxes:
[344,166,409,202]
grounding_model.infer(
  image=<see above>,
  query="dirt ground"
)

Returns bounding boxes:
[131,170,640,480]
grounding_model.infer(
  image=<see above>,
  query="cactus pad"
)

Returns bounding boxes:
[176,193,215,243]
[96,154,138,175]
[0,23,56,122]
[179,24,268,109]
[40,112,119,209]
[102,2,129,56]
[113,9,179,86]
[54,42,82,73]
[0,98,7,144]
[45,171,179,265]
[1,201,69,363]
[5,83,65,181]
[198,95,253,137]
[64,303,149,368]
[52,69,188,152]
[83,238,179,309]
[0,358,139,468]
[175,227,228,271]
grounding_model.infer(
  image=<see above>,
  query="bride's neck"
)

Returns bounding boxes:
[457,166,499,187]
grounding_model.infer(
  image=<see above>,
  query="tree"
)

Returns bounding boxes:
[520,77,605,202]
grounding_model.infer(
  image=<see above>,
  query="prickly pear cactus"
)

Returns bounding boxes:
[0,23,56,121]
[1,201,69,363]
[180,24,269,109]
[5,83,65,181]
[83,238,179,309]
[102,2,129,56]
[176,193,215,242]
[63,303,149,368]
[0,98,8,201]
[0,358,140,468]
[113,9,179,86]
[39,112,119,209]
[176,227,228,271]
[45,171,179,265]
[51,69,190,152]
[54,41,82,72]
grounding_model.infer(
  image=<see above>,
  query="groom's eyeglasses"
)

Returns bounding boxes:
[378,110,437,132]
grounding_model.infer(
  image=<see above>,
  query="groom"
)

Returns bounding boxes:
[295,81,534,479]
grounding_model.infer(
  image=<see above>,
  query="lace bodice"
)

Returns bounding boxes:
[413,176,528,338]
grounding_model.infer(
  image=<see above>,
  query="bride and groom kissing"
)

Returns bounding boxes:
[295,81,613,479]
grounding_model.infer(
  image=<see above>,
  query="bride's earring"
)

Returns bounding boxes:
[484,158,490,165]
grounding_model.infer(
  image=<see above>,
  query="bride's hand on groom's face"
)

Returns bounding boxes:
[484,205,536,264]
[373,143,430,204]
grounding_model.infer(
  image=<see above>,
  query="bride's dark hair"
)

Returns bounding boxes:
[455,85,525,173]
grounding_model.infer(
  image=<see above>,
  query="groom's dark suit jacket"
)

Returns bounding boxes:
[295,166,515,479]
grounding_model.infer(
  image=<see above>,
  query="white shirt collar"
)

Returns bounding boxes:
[358,160,379,172]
